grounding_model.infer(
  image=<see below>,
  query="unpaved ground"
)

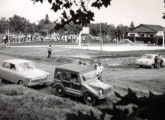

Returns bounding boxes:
[0,45,165,105]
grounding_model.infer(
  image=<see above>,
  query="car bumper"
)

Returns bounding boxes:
[97,91,113,100]
[27,79,52,86]
[136,62,152,66]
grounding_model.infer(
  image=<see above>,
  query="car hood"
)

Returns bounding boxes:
[136,58,150,62]
[20,69,50,79]
[82,79,113,91]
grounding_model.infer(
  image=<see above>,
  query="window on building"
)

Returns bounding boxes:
[150,34,154,38]
[130,34,135,37]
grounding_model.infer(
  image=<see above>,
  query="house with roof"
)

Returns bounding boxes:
[127,24,165,45]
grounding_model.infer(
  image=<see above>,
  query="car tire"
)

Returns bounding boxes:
[83,92,96,105]
[55,86,64,97]
[18,80,27,87]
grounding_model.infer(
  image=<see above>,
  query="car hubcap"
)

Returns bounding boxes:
[87,96,92,102]
[19,81,26,86]
[58,88,62,94]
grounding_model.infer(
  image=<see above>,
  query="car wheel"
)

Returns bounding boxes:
[83,92,96,105]
[18,80,27,87]
[55,86,64,97]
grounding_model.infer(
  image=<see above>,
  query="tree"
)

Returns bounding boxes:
[9,15,30,34]
[115,24,129,40]
[44,14,51,24]
[37,15,54,36]
[163,0,165,19]
[32,0,112,28]
[0,17,10,34]
[130,21,135,30]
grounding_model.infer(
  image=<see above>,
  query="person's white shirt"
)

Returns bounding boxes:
[97,65,104,74]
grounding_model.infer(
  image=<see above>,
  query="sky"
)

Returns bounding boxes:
[0,0,164,27]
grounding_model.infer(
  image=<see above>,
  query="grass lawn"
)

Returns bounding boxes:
[0,44,165,94]
[0,43,165,119]
[0,85,101,120]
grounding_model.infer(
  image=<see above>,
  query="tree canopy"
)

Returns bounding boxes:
[32,0,112,28]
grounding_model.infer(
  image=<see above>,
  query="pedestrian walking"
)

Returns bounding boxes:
[47,45,52,58]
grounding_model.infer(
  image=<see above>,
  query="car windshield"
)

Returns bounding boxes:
[142,55,153,59]
[82,70,98,82]
[17,62,36,71]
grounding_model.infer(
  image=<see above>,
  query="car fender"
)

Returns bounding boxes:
[82,84,99,98]
[52,83,65,90]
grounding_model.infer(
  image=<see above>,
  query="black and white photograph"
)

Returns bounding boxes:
[0,0,165,120]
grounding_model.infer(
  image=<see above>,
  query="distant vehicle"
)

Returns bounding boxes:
[135,54,165,68]
[51,64,113,105]
[0,59,50,86]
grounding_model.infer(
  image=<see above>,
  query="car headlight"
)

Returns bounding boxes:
[99,89,103,96]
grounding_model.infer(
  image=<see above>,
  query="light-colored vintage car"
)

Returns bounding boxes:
[135,54,165,68]
[0,59,50,86]
[51,63,113,105]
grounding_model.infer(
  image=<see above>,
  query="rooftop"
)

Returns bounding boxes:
[130,24,164,33]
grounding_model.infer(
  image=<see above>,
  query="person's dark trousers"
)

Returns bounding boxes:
[157,62,160,69]
[48,51,51,58]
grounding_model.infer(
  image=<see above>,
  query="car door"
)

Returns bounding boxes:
[70,73,81,96]
[1,62,16,83]
[61,71,71,88]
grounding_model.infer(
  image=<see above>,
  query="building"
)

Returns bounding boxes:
[127,24,165,45]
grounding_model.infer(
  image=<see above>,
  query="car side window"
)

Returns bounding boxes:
[3,62,10,69]
[71,73,79,83]
[54,71,62,80]
[10,64,16,71]
[62,72,71,81]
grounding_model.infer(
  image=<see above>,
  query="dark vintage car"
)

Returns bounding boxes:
[51,63,113,105]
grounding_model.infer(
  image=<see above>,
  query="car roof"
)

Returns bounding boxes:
[143,54,158,56]
[56,63,94,73]
[3,59,32,64]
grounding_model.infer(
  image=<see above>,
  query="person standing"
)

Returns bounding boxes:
[157,55,161,69]
[154,56,158,68]
[47,45,52,58]
[93,60,104,81]
[97,62,104,81]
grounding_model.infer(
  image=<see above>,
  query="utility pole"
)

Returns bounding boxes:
[163,29,165,47]
[100,23,102,52]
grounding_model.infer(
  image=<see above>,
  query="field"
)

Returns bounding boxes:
[0,43,165,119]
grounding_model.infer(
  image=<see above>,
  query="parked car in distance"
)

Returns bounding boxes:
[135,54,165,68]
[0,59,50,87]
[51,63,113,105]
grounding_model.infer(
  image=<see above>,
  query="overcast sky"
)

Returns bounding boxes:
[0,0,164,27]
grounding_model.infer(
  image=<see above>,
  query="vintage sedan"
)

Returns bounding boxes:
[135,54,165,68]
[51,63,113,105]
[0,59,50,86]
